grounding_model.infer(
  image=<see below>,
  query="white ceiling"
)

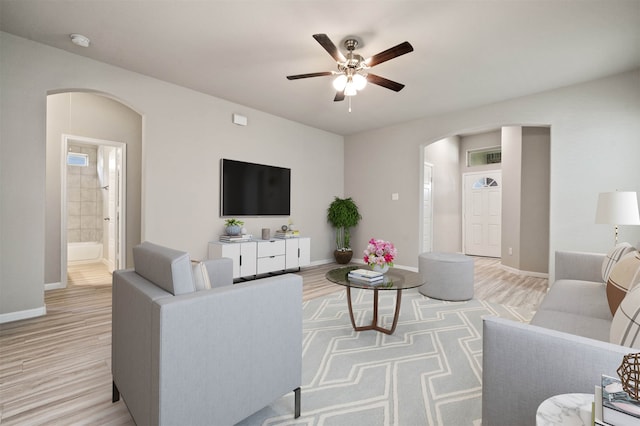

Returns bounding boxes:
[1,0,639,135]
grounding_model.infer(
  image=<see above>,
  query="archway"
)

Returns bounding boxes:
[420,125,550,276]
[45,91,142,289]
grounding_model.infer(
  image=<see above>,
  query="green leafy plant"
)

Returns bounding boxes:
[224,218,244,227]
[327,197,361,251]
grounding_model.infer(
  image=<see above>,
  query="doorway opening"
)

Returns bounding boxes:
[61,135,126,288]
[420,126,550,275]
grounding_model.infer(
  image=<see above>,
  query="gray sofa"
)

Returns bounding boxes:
[482,250,634,426]
[112,241,302,425]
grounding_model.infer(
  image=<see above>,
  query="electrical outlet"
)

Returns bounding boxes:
[391,193,399,201]
[508,247,513,256]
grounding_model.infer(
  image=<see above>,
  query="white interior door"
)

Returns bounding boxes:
[463,171,502,257]
[106,147,118,271]
[422,162,433,252]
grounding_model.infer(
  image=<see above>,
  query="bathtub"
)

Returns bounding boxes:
[68,241,103,263]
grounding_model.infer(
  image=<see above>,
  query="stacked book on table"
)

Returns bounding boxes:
[594,374,640,425]
[274,230,300,239]
[348,268,385,285]
[219,234,252,243]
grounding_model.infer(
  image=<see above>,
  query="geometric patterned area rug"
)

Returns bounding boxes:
[237,288,533,426]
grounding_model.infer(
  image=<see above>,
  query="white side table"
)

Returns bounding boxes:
[536,393,593,426]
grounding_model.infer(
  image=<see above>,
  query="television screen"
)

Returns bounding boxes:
[220,159,291,216]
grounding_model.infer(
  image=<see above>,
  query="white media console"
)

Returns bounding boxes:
[208,237,310,280]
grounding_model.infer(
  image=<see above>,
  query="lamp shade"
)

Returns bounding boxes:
[596,192,640,225]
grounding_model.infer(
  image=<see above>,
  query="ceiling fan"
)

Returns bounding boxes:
[287,34,414,103]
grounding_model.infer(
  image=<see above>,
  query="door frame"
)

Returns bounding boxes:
[60,134,126,288]
[419,143,434,254]
[419,159,434,254]
[461,170,502,256]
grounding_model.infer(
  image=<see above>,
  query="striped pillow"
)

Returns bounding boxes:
[611,281,640,348]
[602,242,634,282]
[606,251,640,315]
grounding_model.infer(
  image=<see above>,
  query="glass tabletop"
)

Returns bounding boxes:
[325,266,425,291]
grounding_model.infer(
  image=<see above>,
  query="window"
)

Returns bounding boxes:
[472,177,499,189]
[467,147,502,166]
[67,152,88,167]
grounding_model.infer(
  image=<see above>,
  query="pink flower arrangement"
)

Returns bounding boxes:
[363,238,397,267]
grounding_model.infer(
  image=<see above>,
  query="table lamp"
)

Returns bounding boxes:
[596,191,640,245]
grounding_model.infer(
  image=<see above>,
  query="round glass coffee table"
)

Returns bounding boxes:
[325,266,425,335]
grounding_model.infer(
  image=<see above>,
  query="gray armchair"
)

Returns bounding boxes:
[112,241,302,425]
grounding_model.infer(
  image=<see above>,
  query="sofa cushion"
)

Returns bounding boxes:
[530,310,612,342]
[610,284,640,348]
[537,279,612,321]
[133,241,196,295]
[602,242,634,282]
[191,260,212,291]
[606,251,640,315]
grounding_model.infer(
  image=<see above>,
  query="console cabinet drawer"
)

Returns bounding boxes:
[257,255,285,274]
[257,240,285,257]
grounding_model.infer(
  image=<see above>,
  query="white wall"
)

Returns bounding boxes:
[424,136,462,253]
[501,126,524,270]
[345,69,640,272]
[520,126,550,273]
[0,32,343,321]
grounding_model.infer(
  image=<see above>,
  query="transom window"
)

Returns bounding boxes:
[467,147,502,166]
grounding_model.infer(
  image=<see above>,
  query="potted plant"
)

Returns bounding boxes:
[327,197,362,264]
[224,218,244,236]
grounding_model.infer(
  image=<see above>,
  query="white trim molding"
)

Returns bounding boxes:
[45,282,64,291]
[0,306,47,324]
[500,263,549,279]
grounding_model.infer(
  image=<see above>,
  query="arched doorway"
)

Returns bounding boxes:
[45,91,142,289]
[420,125,550,275]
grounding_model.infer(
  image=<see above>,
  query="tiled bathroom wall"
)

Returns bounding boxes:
[67,143,104,243]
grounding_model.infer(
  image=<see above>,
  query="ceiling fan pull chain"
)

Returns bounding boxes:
[348,96,352,113]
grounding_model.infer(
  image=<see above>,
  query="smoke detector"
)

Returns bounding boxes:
[70,34,90,48]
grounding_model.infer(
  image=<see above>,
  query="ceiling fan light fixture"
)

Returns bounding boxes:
[286,34,413,104]
[344,83,358,97]
[332,74,347,91]
[352,73,367,90]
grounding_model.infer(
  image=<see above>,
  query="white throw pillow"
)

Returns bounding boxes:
[611,282,640,348]
[191,260,212,291]
[602,242,634,282]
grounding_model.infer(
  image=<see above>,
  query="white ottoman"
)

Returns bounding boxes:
[418,252,474,301]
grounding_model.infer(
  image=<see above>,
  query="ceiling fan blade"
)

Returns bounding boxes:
[313,34,346,63]
[334,91,345,102]
[367,73,405,92]
[366,41,414,67]
[286,71,333,80]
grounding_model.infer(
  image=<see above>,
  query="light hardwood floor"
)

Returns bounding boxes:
[0,258,547,424]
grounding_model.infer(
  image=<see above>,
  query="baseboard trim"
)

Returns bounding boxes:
[45,282,65,291]
[499,263,548,279]
[0,305,47,324]
[309,259,334,267]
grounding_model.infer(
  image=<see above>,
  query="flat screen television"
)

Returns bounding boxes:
[220,158,291,216]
